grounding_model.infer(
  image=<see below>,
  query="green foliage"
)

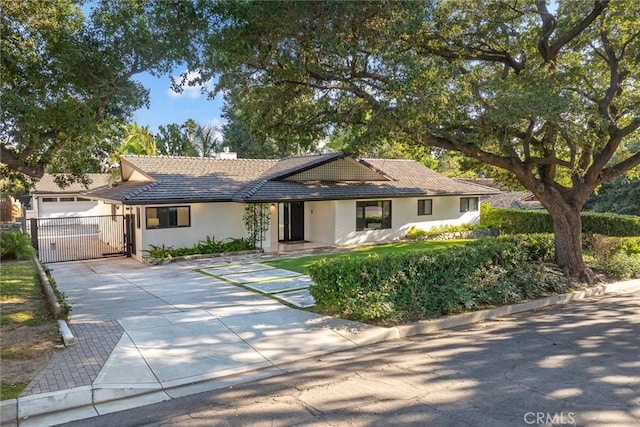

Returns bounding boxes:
[145,237,255,262]
[482,206,640,237]
[584,235,640,280]
[0,231,35,260]
[405,224,489,240]
[242,204,270,249]
[308,235,563,324]
[585,176,640,216]
[1,0,206,183]
[197,1,640,279]
[266,240,469,274]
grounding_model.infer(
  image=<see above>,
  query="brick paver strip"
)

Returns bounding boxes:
[21,320,124,395]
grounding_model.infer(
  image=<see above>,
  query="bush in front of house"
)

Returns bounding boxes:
[404,223,490,240]
[481,206,640,237]
[146,236,255,261]
[308,234,566,324]
[0,230,36,260]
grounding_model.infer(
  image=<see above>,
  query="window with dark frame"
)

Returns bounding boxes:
[59,197,75,202]
[417,199,433,216]
[356,200,392,231]
[460,197,479,212]
[145,206,191,229]
[42,197,57,202]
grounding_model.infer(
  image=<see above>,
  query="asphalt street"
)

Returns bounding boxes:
[60,290,640,427]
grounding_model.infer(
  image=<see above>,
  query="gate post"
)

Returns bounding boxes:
[29,218,39,252]
[124,214,133,257]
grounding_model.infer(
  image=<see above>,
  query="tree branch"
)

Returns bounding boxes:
[536,0,609,64]
[0,144,45,178]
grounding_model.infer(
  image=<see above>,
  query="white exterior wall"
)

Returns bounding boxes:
[305,201,336,245]
[333,196,481,246]
[139,202,263,257]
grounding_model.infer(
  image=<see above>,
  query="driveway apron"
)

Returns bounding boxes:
[22,256,395,420]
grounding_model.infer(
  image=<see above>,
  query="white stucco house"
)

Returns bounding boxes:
[85,152,498,262]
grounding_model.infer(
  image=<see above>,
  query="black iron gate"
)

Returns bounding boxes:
[26,215,133,263]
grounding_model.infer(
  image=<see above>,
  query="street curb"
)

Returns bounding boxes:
[32,256,75,346]
[9,278,640,425]
[397,278,640,338]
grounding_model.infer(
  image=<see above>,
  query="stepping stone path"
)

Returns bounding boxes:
[200,263,316,308]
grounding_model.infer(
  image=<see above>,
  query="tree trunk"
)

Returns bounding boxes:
[544,200,595,284]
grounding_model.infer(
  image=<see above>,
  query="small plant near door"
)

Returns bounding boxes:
[243,203,270,250]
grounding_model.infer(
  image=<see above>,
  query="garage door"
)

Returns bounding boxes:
[38,196,100,218]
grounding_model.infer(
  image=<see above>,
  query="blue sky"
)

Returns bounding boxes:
[132,70,225,135]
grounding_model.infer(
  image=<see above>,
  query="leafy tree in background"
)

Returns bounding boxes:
[585,176,640,216]
[222,98,278,159]
[1,0,205,186]
[155,122,198,156]
[194,0,640,282]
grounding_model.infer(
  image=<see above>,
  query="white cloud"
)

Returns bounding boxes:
[167,70,214,98]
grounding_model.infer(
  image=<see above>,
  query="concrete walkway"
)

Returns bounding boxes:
[10,255,397,426]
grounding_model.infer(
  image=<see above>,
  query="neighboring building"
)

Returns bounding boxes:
[85,152,498,262]
[25,174,112,219]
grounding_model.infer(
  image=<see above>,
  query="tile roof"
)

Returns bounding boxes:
[32,174,112,194]
[85,154,498,205]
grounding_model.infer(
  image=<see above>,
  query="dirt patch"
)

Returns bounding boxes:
[0,323,63,395]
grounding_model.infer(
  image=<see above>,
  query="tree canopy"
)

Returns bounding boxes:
[1,0,205,186]
[192,0,640,281]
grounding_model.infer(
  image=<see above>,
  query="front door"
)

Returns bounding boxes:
[279,202,305,242]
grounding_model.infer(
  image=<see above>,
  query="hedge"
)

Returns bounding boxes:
[308,234,566,325]
[481,206,640,237]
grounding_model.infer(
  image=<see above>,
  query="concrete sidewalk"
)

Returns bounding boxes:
[5,255,398,426]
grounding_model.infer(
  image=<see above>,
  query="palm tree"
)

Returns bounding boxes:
[109,123,158,179]
[190,124,222,158]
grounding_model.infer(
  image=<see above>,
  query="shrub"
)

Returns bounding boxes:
[309,234,565,324]
[482,206,640,236]
[586,235,640,280]
[145,237,255,262]
[0,231,36,260]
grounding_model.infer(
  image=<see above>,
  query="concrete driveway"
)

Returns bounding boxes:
[22,256,396,424]
[66,289,640,427]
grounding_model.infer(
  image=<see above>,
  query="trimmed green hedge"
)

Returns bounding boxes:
[481,206,640,236]
[308,235,566,324]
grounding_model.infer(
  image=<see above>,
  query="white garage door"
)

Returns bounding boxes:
[38,196,100,218]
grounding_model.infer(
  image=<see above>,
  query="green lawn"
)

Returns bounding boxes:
[264,240,471,274]
[1,260,58,400]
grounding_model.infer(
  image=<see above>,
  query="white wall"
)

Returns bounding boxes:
[140,202,256,255]
[305,201,336,245]
[333,196,481,246]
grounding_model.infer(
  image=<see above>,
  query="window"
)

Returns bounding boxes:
[460,197,479,212]
[76,197,91,202]
[59,197,75,202]
[136,207,141,229]
[417,199,433,216]
[42,197,57,202]
[356,200,391,231]
[146,206,190,229]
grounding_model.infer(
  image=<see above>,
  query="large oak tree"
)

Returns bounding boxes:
[194,0,640,282]
[1,0,205,186]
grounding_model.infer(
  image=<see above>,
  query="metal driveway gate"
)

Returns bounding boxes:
[27,215,132,263]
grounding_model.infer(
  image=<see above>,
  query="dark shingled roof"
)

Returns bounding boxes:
[32,174,111,194]
[85,154,499,205]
